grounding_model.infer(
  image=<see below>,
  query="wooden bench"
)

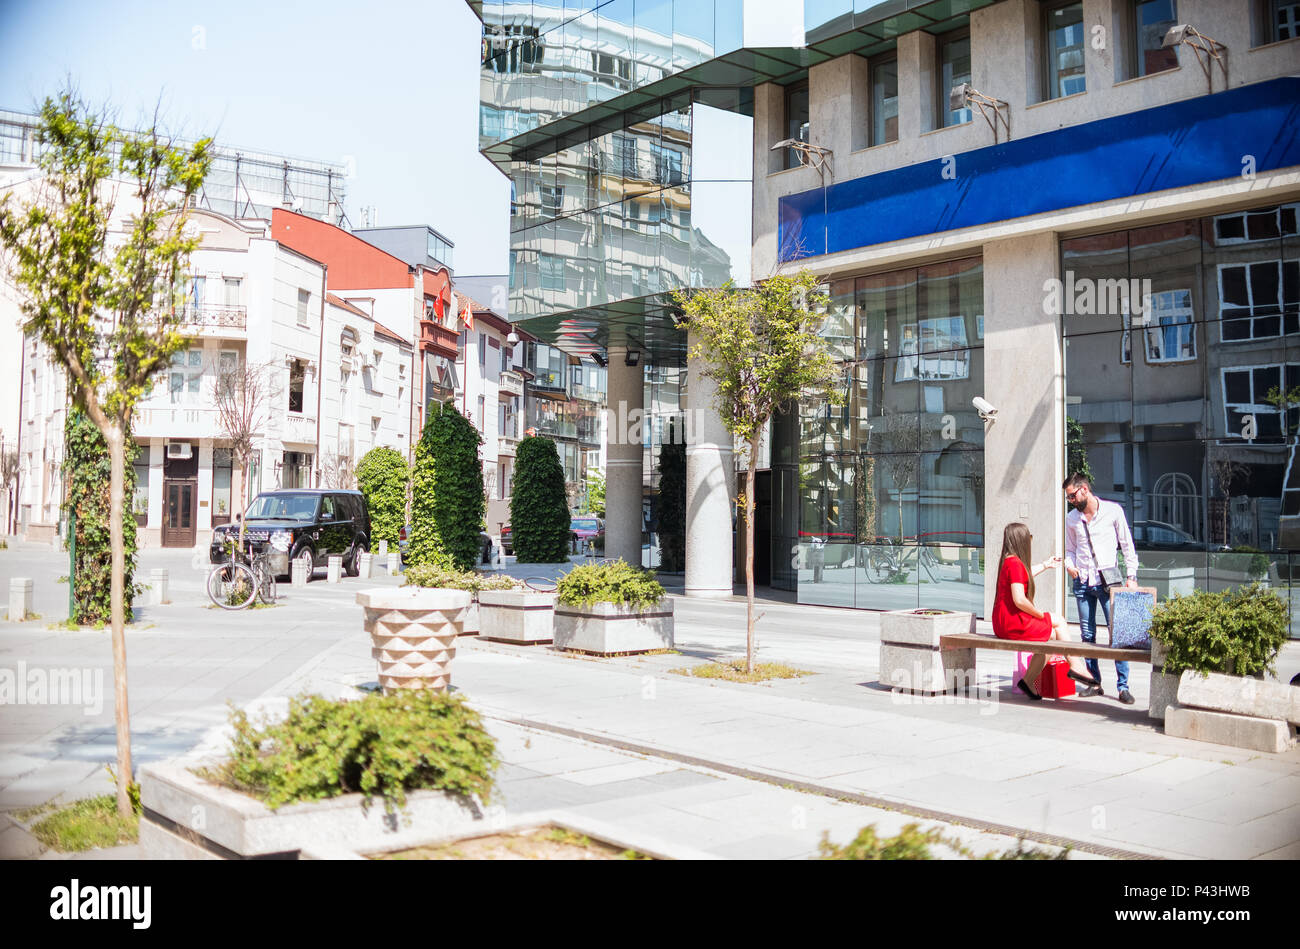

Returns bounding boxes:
[939,632,1150,665]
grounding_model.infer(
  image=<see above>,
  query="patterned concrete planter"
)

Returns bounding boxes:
[552,598,673,655]
[138,761,499,860]
[878,608,976,694]
[357,588,470,692]
[479,590,556,644]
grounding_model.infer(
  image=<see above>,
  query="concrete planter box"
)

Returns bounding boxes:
[1176,670,1300,724]
[552,598,673,655]
[460,599,481,637]
[1148,636,1178,721]
[479,590,556,645]
[357,587,470,692]
[139,761,499,860]
[878,608,976,695]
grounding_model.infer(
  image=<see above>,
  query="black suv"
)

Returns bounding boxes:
[210,489,371,580]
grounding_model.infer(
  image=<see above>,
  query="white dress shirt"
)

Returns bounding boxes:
[1064,498,1137,586]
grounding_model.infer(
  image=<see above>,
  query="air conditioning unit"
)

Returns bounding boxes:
[166,442,193,460]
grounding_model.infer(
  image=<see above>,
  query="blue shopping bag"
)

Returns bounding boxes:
[1109,587,1156,649]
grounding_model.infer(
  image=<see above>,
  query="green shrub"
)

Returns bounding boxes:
[510,436,570,563]
[657,421,686,572]
[403,563,521,594]
[409,405,485,570]
[27,794,139,851]
[211,690,498,818]
[556,559,665,609]
[356,446,409,546]
[1149,584,1288,678]
[819,823,943,860]
[62,409,143,624]
[1228,546,1271,581]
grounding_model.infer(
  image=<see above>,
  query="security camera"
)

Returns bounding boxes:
[972,396,998,421]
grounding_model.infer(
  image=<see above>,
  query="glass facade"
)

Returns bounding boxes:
[1063,202,1300,636]
[796,258,985,614]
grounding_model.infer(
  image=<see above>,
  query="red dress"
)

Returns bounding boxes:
[992,556,1053,641]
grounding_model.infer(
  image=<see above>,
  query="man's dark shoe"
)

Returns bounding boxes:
[1076,685,1103,698]
[1118,690,1136,705]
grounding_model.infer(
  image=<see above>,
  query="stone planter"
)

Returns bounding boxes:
[878,608,976,694]
[552,598,673,655]
[139,761,499,860]
[1176,670,1300,724]
[479,590,556,644]
[460,599,481,636]
[1148,636,1179,721]
[1135,566,1195,602]
[357,587,470,692]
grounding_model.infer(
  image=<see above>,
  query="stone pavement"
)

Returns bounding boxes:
[2,537,1297,859]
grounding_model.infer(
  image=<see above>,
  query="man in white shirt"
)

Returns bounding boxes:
[1062,473,1138,704]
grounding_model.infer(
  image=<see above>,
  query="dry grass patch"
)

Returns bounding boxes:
[24,795,138,852]
[669,659,813,684]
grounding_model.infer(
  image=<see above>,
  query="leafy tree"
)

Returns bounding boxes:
[510,436,570,563]
[355,446,409,548]
[1065,416,1092,485]
[656,420,686,572]
[0,90,212,816]
[63,410,143,624]
[673,271,842,673]
[582,469,606,517]
[409,404,484,570]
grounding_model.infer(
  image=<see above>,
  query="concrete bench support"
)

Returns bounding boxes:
[358,552,373,580]
[879,609,977,694]
[327,556,342,584]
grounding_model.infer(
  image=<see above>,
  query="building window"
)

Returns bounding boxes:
[282,451,313,490]
[1044,2,1086,99]
[871,56,898,146]
[1214,204,1299,243]
[245,450,261,503]
[895,317,972,381]
[652,144,684,185]
[1223,364,1300,439]
[479,332,487,369]
[539,253,566,291]
[616,134,640,180]
[169,349,203,404]
[288,361,305,413]
[477,394,486,430]
[223,277,242,306]
[213,448,233,519]
[1219,260,1300,341]
[1143,289,1196,362]
[217,349,238,398]
[296,288,311,326]
[132,457,150,520]
[938,30,972,127]
[189,274,206,306]
[538,182,563,215]
[1131,0,1178,78]
[1266,0,1300,41]
[784,80,809,170]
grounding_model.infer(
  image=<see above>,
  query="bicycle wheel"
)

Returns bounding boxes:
[257,562,276,604]
[208,561,258,610]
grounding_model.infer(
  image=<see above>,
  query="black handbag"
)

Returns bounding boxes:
[1083,519,1124,588]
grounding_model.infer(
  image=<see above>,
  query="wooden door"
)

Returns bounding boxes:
[162,480,197,547]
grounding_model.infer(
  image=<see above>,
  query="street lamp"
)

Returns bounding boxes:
[1162,24,1228,93]
[769,138,835,186]
[949,83,1010,143]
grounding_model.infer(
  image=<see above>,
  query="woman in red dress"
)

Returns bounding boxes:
[993,522,1100,700]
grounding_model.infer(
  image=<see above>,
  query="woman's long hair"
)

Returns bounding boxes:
[998,522,1034,601]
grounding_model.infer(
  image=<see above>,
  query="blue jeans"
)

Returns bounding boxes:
[1073,578,1129,692]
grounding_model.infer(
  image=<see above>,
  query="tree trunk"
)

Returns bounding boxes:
[106,426,133,818]
[745,435,758,674]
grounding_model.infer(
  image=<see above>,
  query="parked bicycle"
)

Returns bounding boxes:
[207,539,277,610]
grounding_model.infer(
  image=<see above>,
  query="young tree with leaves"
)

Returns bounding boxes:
[0,91,212,816]
[673,272,842,673]
[409,404,485,570]
[510,436,571,563]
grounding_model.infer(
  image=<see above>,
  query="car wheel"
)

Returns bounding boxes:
[294,547,314,582]
[346,540,364,577]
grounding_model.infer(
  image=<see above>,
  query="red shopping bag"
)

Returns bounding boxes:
[1036,656,1076,699]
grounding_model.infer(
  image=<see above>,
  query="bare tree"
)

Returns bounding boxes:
[213,358,276,551]
[319,449,356,489]
[878,408,935,542]
[1,443,17,534]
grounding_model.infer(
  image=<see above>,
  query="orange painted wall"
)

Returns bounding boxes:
[271,208,413,290]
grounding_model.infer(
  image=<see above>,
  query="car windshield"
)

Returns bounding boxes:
[245,493,318,521]
[571,518,599,531]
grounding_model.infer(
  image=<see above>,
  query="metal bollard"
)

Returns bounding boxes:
[8,578,33,622]
[327,555,342,583]
[150,568,169,605]
[358,552,373,579]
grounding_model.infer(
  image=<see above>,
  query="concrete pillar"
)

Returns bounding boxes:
[292,557,311,587]
[982,232,1064,619]
[327,555,342,583]
[605,346,644,566]
[8,578,33,622]
[149,568,168,606]
[387,551,401,574]
[359,552,373,579]
[685,332,735,597]
[377,539,388,556]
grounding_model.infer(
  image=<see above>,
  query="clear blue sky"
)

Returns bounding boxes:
[0,0,510,275]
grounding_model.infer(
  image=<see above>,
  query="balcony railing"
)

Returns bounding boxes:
[283,414,317,445]
[498,370,524,397]
[419,320,460,359]
[178,303,248,332]
[498,434,519,456]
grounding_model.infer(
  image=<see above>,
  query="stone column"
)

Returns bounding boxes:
[685,332,735,597]
[982,232,1064,619]
[605,346,644,567]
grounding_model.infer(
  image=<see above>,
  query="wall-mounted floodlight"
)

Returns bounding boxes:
[506,330,520,345]
[949,83,1011,143]
[624,350,641,368]
[770,138,835,185]
[1162,24,1228,93]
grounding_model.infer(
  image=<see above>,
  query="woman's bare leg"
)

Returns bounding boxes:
[1022,653,1048,691]
[1049,621,1094,679]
